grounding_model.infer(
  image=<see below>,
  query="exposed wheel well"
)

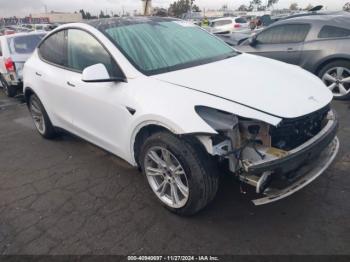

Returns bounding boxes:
[133,124,211,168]
[133,125,169,167]
[316,58,350,75]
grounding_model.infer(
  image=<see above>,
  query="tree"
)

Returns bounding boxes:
[289,3,299,10]
[249,0,262,11]
[304,4,314,10]
[169,0,199,17]
[344,2,350,12]
[79,9,97,20]
[79,9,86,19]
[99,10,110,19]
[238,4,249,11]
[267,0,279,8]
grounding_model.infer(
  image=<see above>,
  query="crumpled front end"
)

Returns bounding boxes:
[195,105,339,205]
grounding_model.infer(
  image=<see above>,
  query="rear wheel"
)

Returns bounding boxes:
[28,94,57,139]
[139,131,219,216]
[0,74,17,97]
[319,60,350,100]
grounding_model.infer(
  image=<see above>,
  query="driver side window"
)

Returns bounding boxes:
[67,29,123,78]
[256,24,310,44]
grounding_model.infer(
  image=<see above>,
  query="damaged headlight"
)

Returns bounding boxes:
[195,106,239,132]
[195,106,274,173]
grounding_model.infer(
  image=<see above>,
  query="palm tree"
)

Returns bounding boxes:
[142,0,152,16]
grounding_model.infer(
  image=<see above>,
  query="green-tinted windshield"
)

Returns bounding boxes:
[104,21,236,75]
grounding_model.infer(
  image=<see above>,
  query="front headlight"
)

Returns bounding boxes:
[195,106,239,132]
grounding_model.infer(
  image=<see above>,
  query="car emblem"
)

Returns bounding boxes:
[308,96,318,102]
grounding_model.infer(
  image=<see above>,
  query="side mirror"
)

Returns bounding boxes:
[82,63,126,83]
[249,36,258,46]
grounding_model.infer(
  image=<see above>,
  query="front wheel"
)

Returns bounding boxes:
[139,131,219,216]
[319,60,350,100]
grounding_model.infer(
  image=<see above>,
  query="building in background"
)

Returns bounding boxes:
[31,12,82,23]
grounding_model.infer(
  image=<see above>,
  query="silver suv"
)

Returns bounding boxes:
[0,32,45,97]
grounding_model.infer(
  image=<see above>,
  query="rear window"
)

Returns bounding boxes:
[8,34,45,54]
[211,20,232,27]
[318,25,350,39]
[235,18,247,23]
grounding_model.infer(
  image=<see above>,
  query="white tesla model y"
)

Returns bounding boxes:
[23,17,339,215]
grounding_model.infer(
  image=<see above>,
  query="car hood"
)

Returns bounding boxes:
[153,53,333,119]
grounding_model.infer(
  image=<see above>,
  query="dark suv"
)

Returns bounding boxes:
[236,14,350,100]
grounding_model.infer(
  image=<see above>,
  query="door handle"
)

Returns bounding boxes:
[67,81,76,87]
[35,72,42,77]
[287,48,296,52]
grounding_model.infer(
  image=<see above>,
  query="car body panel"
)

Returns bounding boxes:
[153,53,332,119]
[23,19,334,168]
[209,17,249,34]
[24,50,283,165]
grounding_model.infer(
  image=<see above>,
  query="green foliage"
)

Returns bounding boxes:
[289,3,299,10]
[238,4,249,11]
[169,0,200,17]
[267,0,279,8]
[79,9,97,20]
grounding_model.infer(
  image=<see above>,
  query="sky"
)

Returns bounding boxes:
[0,0,347,17]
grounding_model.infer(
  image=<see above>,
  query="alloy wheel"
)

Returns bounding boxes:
[29,96,46,134]
[144,146,189,209]
[322,67,350,97]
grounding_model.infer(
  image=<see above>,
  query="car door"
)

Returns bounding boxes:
[63,28,131,157]
[36,30,76,130]
[238,24,311,65]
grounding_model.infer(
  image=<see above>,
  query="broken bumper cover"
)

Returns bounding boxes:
[253,136,339,205]
[247,112,339,175]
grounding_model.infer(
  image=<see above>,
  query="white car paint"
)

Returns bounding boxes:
[23,22,332,168]
[209,17,249,34]
[154,53,333,118]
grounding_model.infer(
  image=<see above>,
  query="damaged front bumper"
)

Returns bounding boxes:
[240,110,339,205]
[252,136,339,205]
[197,108,339,206]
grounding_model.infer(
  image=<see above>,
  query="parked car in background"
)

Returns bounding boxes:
[209,17,249,34]
[0,32,46,97]
[24,17,338,215]
[0,27,16,36]
[216,32,251,46]
[236,14,350,100]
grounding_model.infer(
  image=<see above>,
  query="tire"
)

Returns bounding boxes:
[0,74,17,97]
[139,131,219,216]
[28,94,57,139]
[318,60,350,100]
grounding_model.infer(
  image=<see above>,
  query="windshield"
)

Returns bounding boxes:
[8,34,45,54]
[103,20,236,75]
